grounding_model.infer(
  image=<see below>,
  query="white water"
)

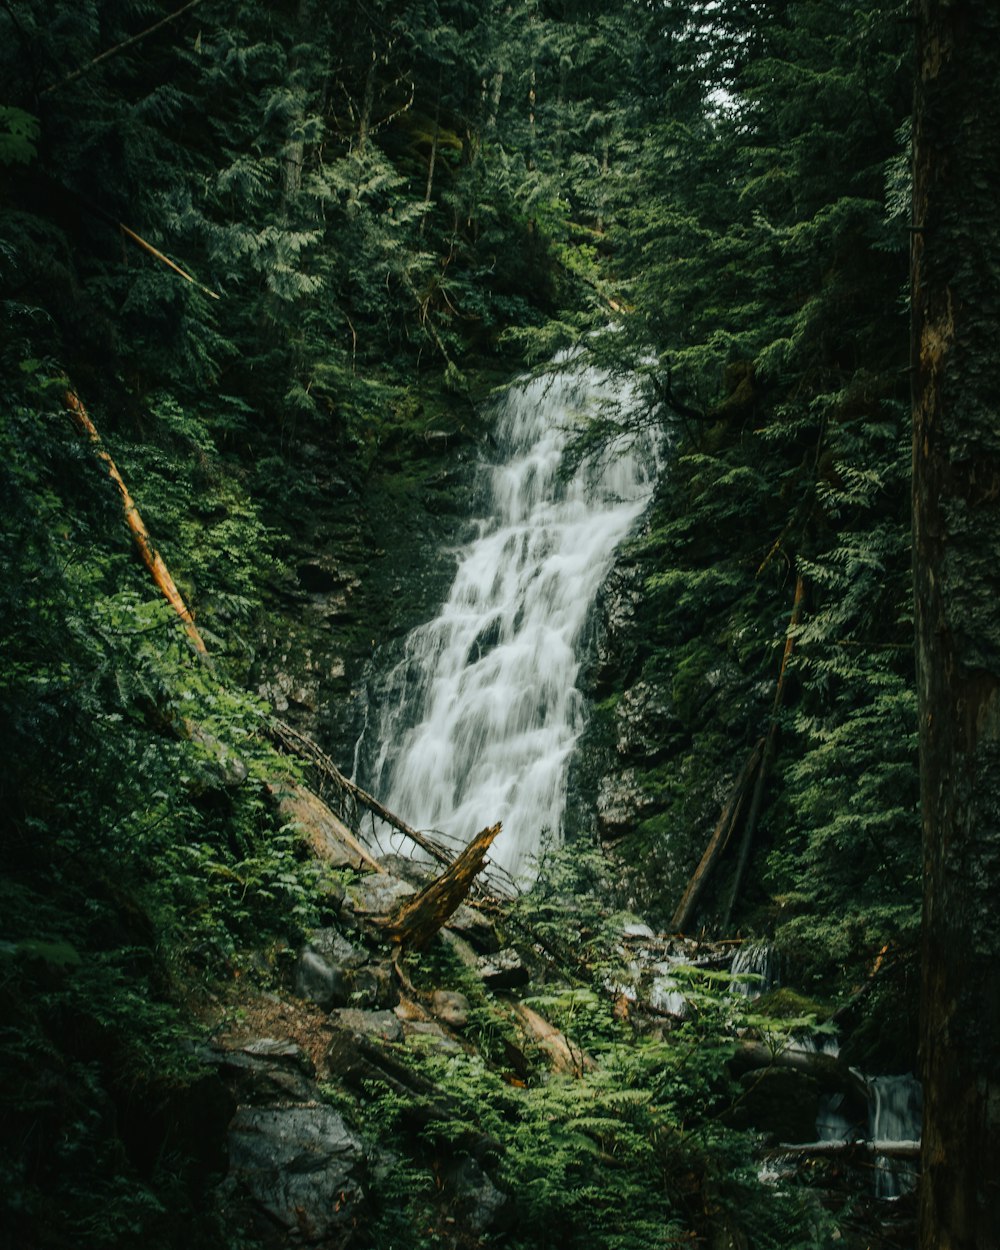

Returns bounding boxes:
[362,360,657,880]
[869,1074,921,1198]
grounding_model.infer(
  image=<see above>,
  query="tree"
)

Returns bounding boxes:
[912,2,1000,1245]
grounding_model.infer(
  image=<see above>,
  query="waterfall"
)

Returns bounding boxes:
[869,1074,921,1198]
[361,359,658,880]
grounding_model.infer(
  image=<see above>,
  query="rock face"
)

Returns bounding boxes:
[228,1105,365,1238]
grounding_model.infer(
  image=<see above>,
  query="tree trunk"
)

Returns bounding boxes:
[912,4,1000,1246]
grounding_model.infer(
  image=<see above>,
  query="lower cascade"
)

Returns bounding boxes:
[360,359,658,880]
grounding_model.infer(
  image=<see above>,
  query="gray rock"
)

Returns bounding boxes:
[445,903,500,954]
[430,990,470,1028]
[228,1105,364,1236]
[445,1157,509,1233]
[477,947,529,990]
[294,948,350,1010]
[347,962,399,1010]
[403,1020,463,1053]
[240,1038,315,1075]
[306,928,369,969]
[330,1008,403,1042]
[438,927,481,970]
[347,873,416,916]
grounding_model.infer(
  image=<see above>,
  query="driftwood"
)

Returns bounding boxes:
[66,390,208,653]
[380,823,503,950]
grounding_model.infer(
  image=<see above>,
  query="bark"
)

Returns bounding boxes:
[912,4,1000,1246]
[65,391,207,653]
[380,823,502,949]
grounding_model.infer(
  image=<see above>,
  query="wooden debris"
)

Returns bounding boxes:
[380,823,502,950]
[266,779,384,873]
[267,717,453,867]
[65,390,207,653]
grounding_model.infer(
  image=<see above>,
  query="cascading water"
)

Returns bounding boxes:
[359,359,658,881]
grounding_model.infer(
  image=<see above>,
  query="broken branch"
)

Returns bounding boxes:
[379,822,503,949]
[65,390,207,653]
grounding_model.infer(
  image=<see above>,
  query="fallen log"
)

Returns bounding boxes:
[267,717,453,868]
[380,823,503,950]
[730,1039,869,1103]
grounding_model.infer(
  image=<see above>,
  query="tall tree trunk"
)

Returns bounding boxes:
[912,4,1000,1247]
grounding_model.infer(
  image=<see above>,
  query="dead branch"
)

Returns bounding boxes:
[65,390,207,653]
[378,822,502,949]
[41,0,207,97]
[723,572,805,929]
[118,222,220,300]
[266,717,453,867]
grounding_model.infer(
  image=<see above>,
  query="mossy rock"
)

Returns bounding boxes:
[755,987,832,1023]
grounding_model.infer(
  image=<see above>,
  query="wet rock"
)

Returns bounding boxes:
[227,1105,365,1237]
[444,1157,510,1233]
[596,768,656,838]
[477,948,528,990]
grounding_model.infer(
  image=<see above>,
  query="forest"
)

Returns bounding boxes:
[1,1,996,1248]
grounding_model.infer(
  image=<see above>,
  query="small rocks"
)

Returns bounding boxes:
[477,947,528,990]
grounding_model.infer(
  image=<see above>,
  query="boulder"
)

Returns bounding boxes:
[227,1105,365,1237]
[294,948,350,1011]
[444,903,500,954]
[330,1008,403,1043]
[430,990,470,1029]
[347,873,416,917]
